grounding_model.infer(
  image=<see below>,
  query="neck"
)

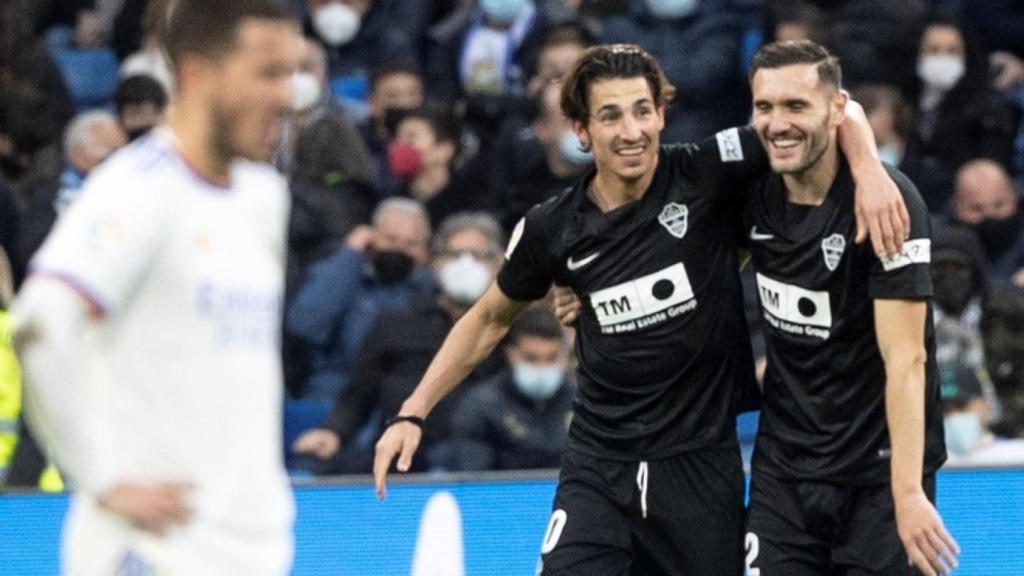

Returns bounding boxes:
[167,99,231,185]
[782,141,839,205]
[410,164,449,201]
[589,155,658,212]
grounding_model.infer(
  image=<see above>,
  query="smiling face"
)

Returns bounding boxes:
[751,63,845,176]
[574,76,664,187]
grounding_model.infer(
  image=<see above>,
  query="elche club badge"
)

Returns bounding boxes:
[658,203,689,239]
[821,233,846,271]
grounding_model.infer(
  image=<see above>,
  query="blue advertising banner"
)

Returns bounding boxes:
[1,469,1021,575]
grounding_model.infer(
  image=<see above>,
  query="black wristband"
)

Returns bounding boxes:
[384,415,425,430]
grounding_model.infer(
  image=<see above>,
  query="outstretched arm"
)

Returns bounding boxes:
[875,299,959,576]
[839,100,911,258]
[373,283,530,497]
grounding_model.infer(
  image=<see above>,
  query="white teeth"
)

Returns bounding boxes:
[771,138,800,149]
[617,147,643,156]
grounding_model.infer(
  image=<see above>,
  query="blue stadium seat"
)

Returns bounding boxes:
[283,399,331,469]
[52,48,120,110]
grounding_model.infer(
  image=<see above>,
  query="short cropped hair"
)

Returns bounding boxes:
[432,212,505,258]
[749,40,842,91]
[508,307,565,344]
[162,0,294,72]
[560,44,675,125]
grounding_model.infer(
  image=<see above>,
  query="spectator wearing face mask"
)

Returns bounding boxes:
[13,110,126,285]
[851,83,915,170]
[951,159,1024,288]
[290,212,507,474]
[600,0,748,143]
[982,288,1024,439]
[113,74,168,143]
[385,106,494,230]
[360,62,425,191]
[285,197,434,400]
[940,359,1024,467]
[305,0,417,96]
[493,82,591,232]
[901,14,1020,212]
[449,306,574,471]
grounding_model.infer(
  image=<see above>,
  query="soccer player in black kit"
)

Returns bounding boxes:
[373,45,908,575]
[741,41,960,576]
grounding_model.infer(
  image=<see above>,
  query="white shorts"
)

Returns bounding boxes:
[62,496,292,576]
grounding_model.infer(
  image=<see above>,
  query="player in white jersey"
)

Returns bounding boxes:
[11,1,302,574]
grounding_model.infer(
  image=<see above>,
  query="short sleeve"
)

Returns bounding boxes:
[868,170,933,300]
[496,211,555,302]
[668,125,768,203]
[30,164,172,315]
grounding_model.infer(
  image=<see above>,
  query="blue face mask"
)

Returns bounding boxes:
[645,0,698,20]
[556,131,593,166]
[944,412,984,455]
[480,0,528,25]
[513,363,565,401]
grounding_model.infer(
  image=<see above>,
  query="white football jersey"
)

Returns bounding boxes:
[32,127,294,538]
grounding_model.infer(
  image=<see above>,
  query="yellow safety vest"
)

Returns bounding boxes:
[0,310,63,492]
[0,310,21,477]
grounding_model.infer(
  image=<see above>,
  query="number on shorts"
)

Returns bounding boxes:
[540,509,568,554]
[745,532,761,576]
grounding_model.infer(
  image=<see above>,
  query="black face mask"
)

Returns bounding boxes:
[932,269,976,316]
[372,250,414,285]
[126,126,155,142]
[972,212,1023,257]
[382,107,412,137]
[0,153,26,179]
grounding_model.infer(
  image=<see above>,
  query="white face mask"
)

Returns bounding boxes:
[438,253,493,306]
[480,0,529,25]
[917,55,965,91]
[556,130,593,165]
[313,3,361,47]
[291,72,322,112]
[646,0,699,19]
[944,411,984,454]
[512,362,564,401]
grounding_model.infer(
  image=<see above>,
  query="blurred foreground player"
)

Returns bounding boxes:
[12,1,302,574]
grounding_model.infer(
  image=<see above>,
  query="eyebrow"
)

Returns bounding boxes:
[596,98,654,113]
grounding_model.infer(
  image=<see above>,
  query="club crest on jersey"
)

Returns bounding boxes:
[821,233,846,271]
[658,203,688,239]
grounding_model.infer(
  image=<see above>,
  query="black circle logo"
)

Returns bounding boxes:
[797,297,817,317]
[652,279,675,300]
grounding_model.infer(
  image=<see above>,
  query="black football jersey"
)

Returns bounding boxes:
[498,127,766,460]
[741,161,946,484]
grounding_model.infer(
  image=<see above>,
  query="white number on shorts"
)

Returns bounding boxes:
[541,509,568,554]
[745,532,761,576]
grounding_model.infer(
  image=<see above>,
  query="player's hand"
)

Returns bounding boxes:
[853,163,910,259]
[98,481,194,535]
[894,491,960,576]
[345,225,375,252]
[292,428,341,460]
[373,421,422,500]
[552,286,582,327]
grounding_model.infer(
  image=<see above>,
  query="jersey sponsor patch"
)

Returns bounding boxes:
[588,263,696,334]
[658,203,689,239]
[715,127,744,162]
[879,239,931,271]
[506,217,525,260]
[756,273,832,339]
[821,233,846,271]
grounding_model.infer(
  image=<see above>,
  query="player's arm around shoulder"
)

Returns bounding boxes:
[373,283,532,498]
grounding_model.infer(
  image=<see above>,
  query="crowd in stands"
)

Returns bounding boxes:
[1,0,1023,483]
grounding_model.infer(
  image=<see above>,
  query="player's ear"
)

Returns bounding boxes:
[833,89,849,125]
[572,120,590,152]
